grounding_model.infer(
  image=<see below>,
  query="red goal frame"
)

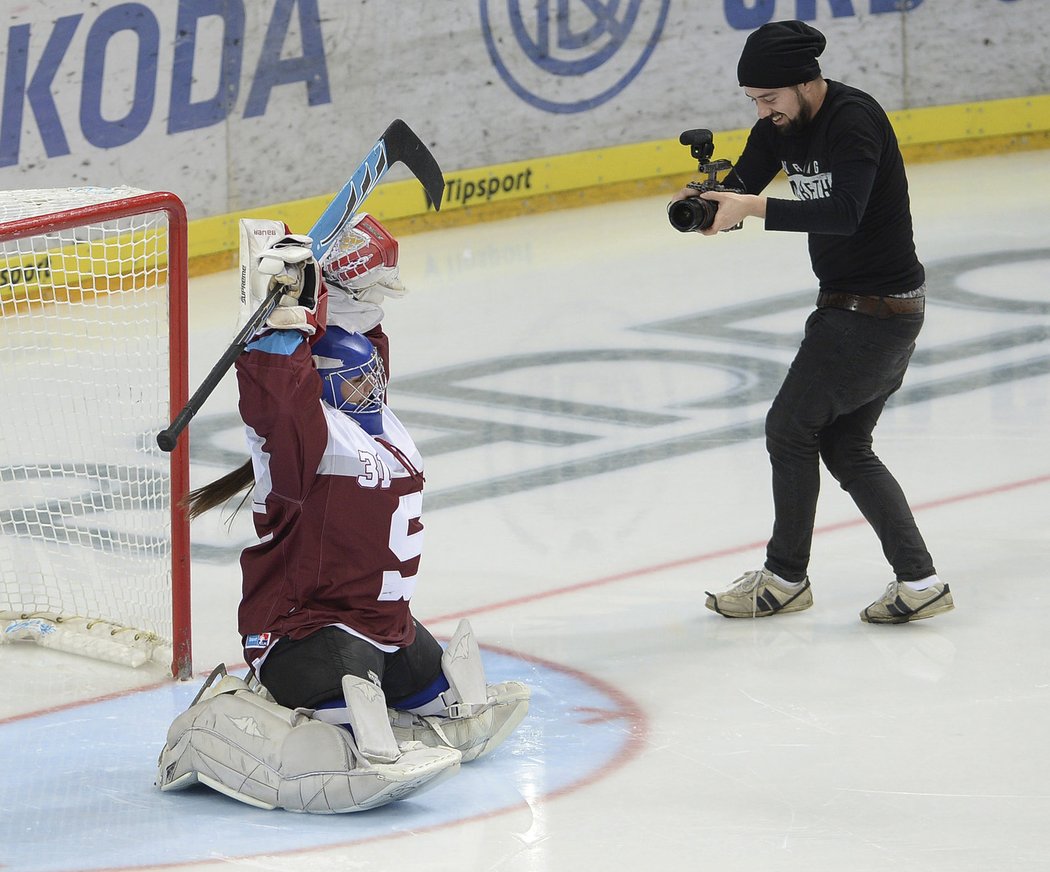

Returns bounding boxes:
[0,191,191,678]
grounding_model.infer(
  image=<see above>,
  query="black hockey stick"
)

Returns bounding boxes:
[308,119,444,263]
[157,120,444,453]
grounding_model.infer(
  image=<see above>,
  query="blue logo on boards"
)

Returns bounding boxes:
[480,0,670,114]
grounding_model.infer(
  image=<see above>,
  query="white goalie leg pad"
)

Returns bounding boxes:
[157,666,461,813]
[440,618,489,714]
[245,670,277,703]
[340,674,400,763]
[277,716,461,813]
[156,669,302,809]
[390,620,531,762]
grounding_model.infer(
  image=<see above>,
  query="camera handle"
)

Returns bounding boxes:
[696,157,733,185]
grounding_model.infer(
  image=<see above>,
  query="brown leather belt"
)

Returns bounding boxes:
[816,291,925,318]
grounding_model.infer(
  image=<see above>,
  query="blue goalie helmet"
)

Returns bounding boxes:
[311,326,387,435]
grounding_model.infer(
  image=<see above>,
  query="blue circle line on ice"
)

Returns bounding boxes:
[480,0,671,113]
[0,646,646,872]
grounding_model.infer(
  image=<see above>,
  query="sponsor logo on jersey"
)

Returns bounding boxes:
[245,632,272,649]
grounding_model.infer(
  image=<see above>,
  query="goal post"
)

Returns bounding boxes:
[0,187,191,679]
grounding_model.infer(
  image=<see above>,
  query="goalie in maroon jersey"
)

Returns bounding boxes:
[156,214,529,813]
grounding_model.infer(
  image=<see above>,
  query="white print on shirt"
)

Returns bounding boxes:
[378,491,424,602]
[782,159,832,200]
[356,449,392,489]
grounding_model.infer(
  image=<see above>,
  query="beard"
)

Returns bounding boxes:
[773,87,815,135]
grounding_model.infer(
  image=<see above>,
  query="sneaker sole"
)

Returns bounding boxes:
[861,591,955,624]
[705,586,813,618]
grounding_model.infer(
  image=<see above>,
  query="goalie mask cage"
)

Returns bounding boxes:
[0,187,191,679]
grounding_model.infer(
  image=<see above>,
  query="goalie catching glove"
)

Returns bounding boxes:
[238,218,323,336]
[321,213,407,335]
[322,213,407,303]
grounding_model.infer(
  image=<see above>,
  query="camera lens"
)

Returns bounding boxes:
[667,197,717,232]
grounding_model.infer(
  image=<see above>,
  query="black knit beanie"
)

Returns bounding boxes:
[737,20,826,88]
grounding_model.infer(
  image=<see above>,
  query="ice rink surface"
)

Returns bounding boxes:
[2,150,1049,871]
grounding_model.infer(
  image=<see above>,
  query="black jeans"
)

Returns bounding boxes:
[764,307,935,584]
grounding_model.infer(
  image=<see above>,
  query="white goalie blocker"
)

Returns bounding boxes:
[157,666,461,813]
[390,620,531,763]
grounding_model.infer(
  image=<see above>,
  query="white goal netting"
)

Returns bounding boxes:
[0,187,190,675]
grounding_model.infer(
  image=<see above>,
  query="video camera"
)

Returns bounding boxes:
[667,129,742,233]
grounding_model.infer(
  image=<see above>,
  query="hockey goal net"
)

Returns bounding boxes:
[0,187,191,678]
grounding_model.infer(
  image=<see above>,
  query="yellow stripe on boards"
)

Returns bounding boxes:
[185,94,1050,276]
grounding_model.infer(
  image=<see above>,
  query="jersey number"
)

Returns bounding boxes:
[357,450,391,488]
[378,491,423,601]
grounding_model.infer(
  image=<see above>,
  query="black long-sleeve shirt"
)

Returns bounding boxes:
[725,79,925,296]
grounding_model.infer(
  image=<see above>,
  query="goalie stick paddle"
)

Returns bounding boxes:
[156,119,444,453]
[308,119,444,262]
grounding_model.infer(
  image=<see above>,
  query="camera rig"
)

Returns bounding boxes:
[681,128,733,184]
[667,129,742,233]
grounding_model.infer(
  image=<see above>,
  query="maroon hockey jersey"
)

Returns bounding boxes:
[234,331,423,670]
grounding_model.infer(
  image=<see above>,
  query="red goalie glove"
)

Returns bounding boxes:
[321,213,408,303]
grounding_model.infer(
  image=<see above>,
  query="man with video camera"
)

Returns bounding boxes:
[671,20,954,624]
